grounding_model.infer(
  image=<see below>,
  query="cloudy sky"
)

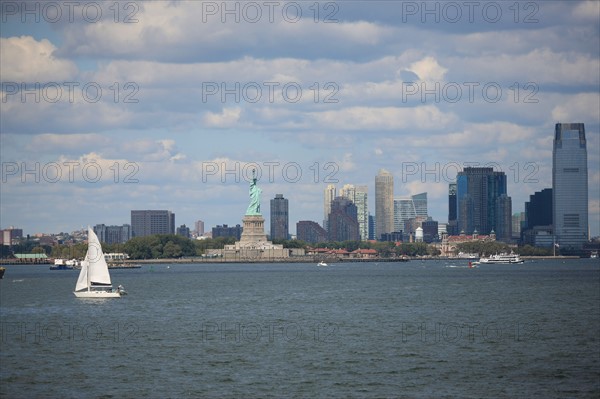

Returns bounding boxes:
[1,0,599,237]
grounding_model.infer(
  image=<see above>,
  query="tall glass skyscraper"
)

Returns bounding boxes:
[375,169,394,240]
[340,184,368,241]
[270,194,289,240]
[456,167,509,236]
[553,123,588,248]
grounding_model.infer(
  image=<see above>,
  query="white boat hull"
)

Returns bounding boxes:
[74,290,121,298]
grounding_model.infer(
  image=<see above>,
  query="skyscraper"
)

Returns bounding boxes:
[296,221,328,244]
[412,193,428,218]
[195,220,205,236]
[323,184,336,230]
[456,167,507,235]
[328,196,360,242]
[495,194,512,242]
[340,184,368,241]
[270,194,289,240]
[553,123,588,248]
[131,210,175,237]
[448,183,457,235]
[375,169,394,240]
[394,198,415,233]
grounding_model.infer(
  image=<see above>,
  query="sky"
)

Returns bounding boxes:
[1,0,599,237]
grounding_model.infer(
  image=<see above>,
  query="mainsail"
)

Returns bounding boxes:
[74,227,112,291]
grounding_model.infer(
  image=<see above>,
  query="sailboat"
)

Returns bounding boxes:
[74,227,126,298]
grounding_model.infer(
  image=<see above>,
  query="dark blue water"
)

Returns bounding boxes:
[1,259,599,398]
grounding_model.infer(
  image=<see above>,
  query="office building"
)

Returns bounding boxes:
[553,123,588,248]
[328,196,360,242]
[131,210,175,237]
[340,184,369,241]
[270,194,289,240]
[195,220,205,236]
[296,221,328,244]
[323,184,336,230]
[456,167,507,235]
[448,183,458,235]
[177,224,190,238]
[212,224,242,240]
[375,169,394,240]
[93,224,132,244]
[495,194,513,243]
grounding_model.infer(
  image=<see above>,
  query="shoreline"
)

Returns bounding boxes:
[0,255,582,266]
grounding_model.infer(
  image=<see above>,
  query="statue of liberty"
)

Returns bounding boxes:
[245,169,262,215]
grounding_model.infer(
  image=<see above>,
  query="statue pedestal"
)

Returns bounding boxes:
[238,215,268,246]
[217,214,289,259]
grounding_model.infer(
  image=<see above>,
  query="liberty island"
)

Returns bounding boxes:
[210,170,290,260]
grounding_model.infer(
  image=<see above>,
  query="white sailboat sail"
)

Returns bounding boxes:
[86,227,111,285]
[75,253,89,292]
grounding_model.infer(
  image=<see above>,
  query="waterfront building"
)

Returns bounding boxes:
[448,183,458,235]
[375,169,394,240]
[270,194,289,240]
[553,123,588,248]
[296,221,328,244]
[131,210,175,237]
[340,184,369,241]
[323,184,336,230]
[456,167,507,235]
[328,196,360,242]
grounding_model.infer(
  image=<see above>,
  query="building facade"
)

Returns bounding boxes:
[270,194,289,240]
[456,167,508,235]
[340,184,368,241]
[328,197,360,242]
[323,184,336,230]
[212,224,243,240]
[296,221,328,244]
[553,123,588,248]
[131,210,175,237]
[93,224,132,244]
[375,169,394,240]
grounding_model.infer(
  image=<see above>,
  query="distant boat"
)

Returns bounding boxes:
[591,251,598,259]
[0,267,5,279]
[317,261,328,267]
[74,227,126,298]
[478,252,523,264]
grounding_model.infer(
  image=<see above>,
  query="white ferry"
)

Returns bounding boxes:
[478,252,524,264]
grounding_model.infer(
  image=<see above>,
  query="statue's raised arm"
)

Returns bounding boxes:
[245,169,262,215]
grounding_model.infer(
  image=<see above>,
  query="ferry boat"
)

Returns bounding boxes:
[478,252,524,264]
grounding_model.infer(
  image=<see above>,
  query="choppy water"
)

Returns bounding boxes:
[1,259,599,398]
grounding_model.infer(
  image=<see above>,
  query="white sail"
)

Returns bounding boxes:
[74,253,89,292]
[86,227,112,285]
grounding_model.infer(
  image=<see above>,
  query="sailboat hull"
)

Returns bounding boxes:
[74,290,121,298]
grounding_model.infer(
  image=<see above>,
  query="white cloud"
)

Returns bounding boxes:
[0,36,78,82]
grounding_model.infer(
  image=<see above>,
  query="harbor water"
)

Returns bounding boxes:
[1,259,599,398]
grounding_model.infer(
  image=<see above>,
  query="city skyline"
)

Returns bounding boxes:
[1,1,598,237]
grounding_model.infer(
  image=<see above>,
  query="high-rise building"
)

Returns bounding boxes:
[323,184,336,230]
[131,210,175,237]
[328,196,360,242]
[495,194,512,243]
[270,194,289,240]
[296,221,328,244]
[422,219,439,243]
[375,169,394,240]
[525,189,553,230]
[368,213,375,240]
[456,167,507,235]
[94,224,132,244]
[448,183,458,235]
[412,193,428,218]
[176,224,191,238]
[512,212,525,240]
[340,184,368,241]
[553,123,588,248]
[0,227,23,246]
[394,198,416,233]
[195,220,205,236]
